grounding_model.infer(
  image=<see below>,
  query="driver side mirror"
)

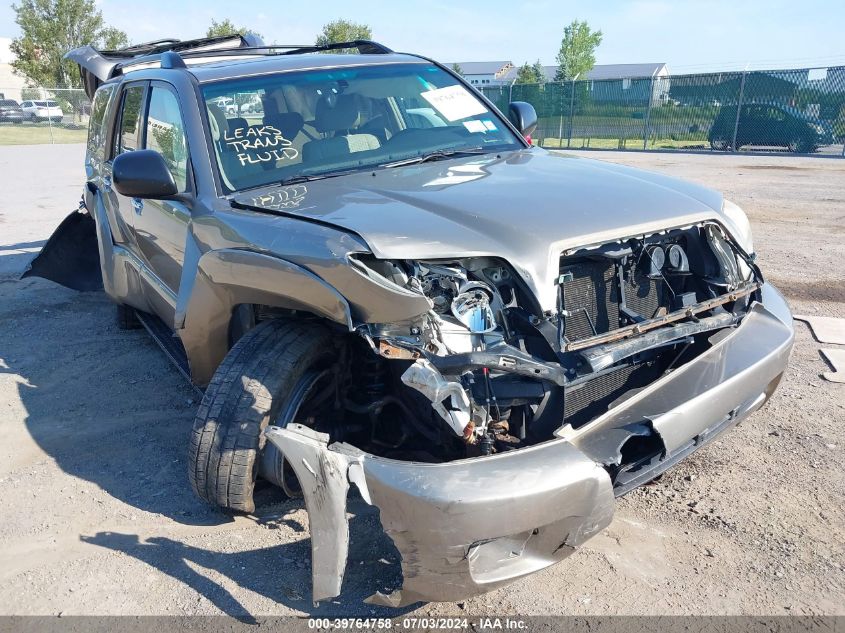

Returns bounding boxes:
[112,149,178,199]
[508,101,538,140]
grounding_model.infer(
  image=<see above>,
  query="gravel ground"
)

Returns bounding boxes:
[0,145,842,617]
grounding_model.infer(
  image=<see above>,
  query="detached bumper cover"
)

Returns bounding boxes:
[264,282,793,605]
[266,424,614,607]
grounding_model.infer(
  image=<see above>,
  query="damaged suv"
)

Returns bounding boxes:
[28,35,794,607]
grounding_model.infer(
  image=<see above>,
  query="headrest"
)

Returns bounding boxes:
[228,117,249,132]
[264,112,305,140]
[206,103,227,141]
[314,94,362,133]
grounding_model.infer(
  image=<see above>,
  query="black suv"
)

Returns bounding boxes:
[709,102,834,153]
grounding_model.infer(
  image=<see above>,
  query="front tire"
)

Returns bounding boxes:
[188,319,336,513]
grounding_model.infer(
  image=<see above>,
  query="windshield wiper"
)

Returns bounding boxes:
[380,147,489,169]
[278,168,364,187]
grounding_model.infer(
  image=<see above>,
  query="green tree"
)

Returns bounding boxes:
[554,20,602,81]
[515,59,546,84]
[101,26,129,49]
[11,0,129,88]
[21,85,42,100]
[532,60,546,83]
[451,63,464,76]
[206,18,259,39]
[315,19,372,49]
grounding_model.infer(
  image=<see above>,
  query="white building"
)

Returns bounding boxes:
[0,37,28,102]
[449,61,514,86]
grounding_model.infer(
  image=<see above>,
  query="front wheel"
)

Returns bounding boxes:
[188,319,338,513]
[787,138,815,153]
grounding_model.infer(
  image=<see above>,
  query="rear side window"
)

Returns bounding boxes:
[115,84,145,155]
[87,85,116,162]
[145,86,189,191]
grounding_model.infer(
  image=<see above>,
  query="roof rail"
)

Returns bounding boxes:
[173,39,395,61]
[66,33,264,97]
[160,51,187,70]
[66,36,394,99]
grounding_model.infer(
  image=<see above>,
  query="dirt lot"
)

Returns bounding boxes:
[0,145,843,617]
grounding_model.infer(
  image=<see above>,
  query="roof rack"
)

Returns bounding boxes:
[67,33,264,97]
[67,36,394,98]
[173,39,394,61]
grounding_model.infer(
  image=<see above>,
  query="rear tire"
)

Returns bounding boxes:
[188,319,336,513]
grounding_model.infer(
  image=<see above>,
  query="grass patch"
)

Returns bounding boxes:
[0,123,88,145]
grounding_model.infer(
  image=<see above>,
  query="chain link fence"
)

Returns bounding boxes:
[0,86,91,145]
[3,65,845,156]
[480,65,845,156]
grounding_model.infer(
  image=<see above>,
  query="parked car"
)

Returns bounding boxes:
[210,95,237,116]
[0,99,24,124]
[709,102,835,153]
[237,93,263,114]
[20,99,64,123]
[29,35,794,607]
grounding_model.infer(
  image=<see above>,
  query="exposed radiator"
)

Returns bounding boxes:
[560,258,668,342]
[564,361,661,428]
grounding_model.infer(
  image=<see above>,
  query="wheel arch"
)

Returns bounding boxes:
[177,248,353,386]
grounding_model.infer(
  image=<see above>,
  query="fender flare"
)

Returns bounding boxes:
[177,248,353,386]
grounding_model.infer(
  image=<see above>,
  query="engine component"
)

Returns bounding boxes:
[667,243,690,273]
[451,282,497,333]
[401,359,472,435]
[643,245,665,279]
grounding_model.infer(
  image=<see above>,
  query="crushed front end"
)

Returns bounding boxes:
[264,220,794,605]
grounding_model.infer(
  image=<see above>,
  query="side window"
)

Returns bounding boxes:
[87,85,115,162]
[145,86,189,192]
[115,84,145,155]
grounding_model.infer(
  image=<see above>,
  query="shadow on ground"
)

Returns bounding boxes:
[0,277,411,616]
[81,497,410,619]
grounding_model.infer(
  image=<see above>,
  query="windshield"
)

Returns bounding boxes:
[201,62,522,193]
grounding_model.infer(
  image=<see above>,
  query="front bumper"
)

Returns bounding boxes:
[265,283,793,606]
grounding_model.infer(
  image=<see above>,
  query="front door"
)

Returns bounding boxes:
[108,81,148,251]
[132,82,192,298]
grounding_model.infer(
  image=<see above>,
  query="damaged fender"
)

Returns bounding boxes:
[22,208,103,291]
[265,423,615,606]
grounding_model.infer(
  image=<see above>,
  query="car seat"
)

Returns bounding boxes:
[302,94,380,164]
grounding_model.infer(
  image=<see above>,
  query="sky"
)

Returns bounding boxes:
[1,0,844,73]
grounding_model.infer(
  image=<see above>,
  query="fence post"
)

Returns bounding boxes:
[731,67,748,152]
[643,69,658,150]
[567,73,579,148]
[44,86,55,144]
[557,83,564,148]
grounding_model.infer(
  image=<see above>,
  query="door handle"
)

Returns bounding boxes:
[102,175,112,193]
[132,198,144,215]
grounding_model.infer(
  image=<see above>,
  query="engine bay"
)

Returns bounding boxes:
[265,221,761,473]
